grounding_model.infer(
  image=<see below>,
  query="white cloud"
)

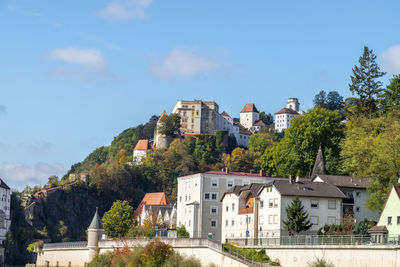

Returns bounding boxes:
[47,47,107,72]
[0,162,66,190]
[0,105,6,115]
[98,0,153,20]
[150,48,221,79]
[379,45,400,73]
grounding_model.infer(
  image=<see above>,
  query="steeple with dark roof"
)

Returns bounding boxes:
[88,207,103,230]
[311,146,326,178]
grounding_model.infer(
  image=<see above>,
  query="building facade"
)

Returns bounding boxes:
[0,179,11,245]
[221,178,345,242]
[133,139,150,164]
[177,171,284,241]
[172,100,220,135]
[274,98,302,132]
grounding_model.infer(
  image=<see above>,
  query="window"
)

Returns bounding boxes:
[328,216,336,225]
[231,219,235,226]
[211,220,217,228]
[179,221,181,226]
[311,200,319,208]
[185,195,187,201]
[388,216,392,225]
[268,215,273,224]
[189,220,191,227]
[232,203,235,211]
[243,180,250,186]
[211,193,218,200]
[227,179,234,188]
[356,192,361,197]
[189,195,191,201]
[225,220,228,227]
[204,193,210,200]
[328,200,336,209]
[210,206,218,215]
[259,215,264,225]
[397,216,400,225]
[269,199,274,208]
[179,196,182,202]
[274,198,278,208]
[260,200,264,209]
[310,216,319,225]
[355,207,360,212]
[211,179,218,188]
[226,205,229,212]
[273,215,278,224]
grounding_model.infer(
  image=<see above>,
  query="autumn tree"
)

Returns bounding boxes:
[102,200,134,238]
[157,113,181,138]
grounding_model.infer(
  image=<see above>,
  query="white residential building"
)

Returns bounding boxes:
[0,179,11,244]
[221,178,345,242]
[313,175,379,222]
[133,139,150,164]
[177,171,284,241]
[233,122,251,147]
[274,98,302,133]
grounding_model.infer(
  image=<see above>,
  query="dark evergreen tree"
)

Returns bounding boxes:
[326,91,344,112]
[313,90,329,109]
[259,111,274,125]
[349,46,386,118]
[283,197,312,234]
[381,74,400,113]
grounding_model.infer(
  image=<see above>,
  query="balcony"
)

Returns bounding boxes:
[238,207,253,214]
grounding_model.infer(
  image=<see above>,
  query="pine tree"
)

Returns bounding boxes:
[349,46,386,118]
[283,197,312,234]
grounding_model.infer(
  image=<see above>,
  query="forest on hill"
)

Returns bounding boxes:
[5,46,400,264]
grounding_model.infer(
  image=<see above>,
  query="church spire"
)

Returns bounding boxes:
[311,145,326,178]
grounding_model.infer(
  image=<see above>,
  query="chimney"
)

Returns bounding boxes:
[289,175,295,184]
[296,176,300,183]
[259,170,266,177]
[225,167,229,174]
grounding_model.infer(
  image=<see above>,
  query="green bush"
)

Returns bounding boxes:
[162,253,201,267]
[87,252,113,267]
[223,244,274,263]
[177,225,190,238]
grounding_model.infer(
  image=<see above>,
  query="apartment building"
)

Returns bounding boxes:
[221,178,345,242]
[172,100,220,134]
[177,171,284,241]
[0,179,10,244]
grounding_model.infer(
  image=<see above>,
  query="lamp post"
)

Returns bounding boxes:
[245,215,249,245]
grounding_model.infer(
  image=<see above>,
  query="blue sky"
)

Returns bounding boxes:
[1,0,400,190]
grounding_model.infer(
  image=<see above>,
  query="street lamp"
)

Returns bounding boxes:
[245,215,249,246]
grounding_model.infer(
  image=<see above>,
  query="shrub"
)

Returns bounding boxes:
[88,252,113,267]
[177,225,190,238]
[223,244,273,263]
[307,257,334,267]
[162,253,201,267]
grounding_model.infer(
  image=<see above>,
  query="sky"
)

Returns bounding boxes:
[1,0,400,190]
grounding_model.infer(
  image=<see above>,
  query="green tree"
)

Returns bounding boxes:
[353,219,376,235]
[47,175,59,188]
[102,200,134,238]
[381,74,400,113]
[259,111,274,125]
[283,197,312,234]
[313,90,329,109]
[262,107,344,177]
[314,90,344,113]
[248,133,274,153]
[177,225,190,238]
[158,113,181,138]
[348,46,386,118]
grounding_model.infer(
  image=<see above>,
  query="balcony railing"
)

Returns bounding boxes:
[238,207,253,214]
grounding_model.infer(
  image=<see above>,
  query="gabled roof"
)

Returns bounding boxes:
[314,175,369,189]
[239,183,265,197]
[253,120,264,126]
[0,178,10,190]
[221,111,231,117]
[275,108,299,115]
[241,103,259,113]
[157,110,168,123]
[134,192,170,217]
[134,139,149,151]
[220,185,244,201]
[267,180,346,199]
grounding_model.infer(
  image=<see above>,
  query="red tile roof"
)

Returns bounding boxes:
[275,108,299,115]
[253,120,264,126]
[240,103,259,113]
[221,111,231,117]
[134,139,149,151]
[158,110,168,123]
[134,192,170,217]
[205,171,266,177]
[238,123,251,135]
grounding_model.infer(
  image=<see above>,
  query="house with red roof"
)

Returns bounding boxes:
[134,192,176,227]
[133,139,150,164]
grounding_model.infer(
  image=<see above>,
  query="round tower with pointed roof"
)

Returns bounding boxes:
[87,207,105,261]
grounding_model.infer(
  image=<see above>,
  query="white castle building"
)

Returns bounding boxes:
[274,98,303,132]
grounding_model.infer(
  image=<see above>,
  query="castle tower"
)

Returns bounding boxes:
[286,98,300,112]
[239,103,260,130]
[87,207,105,261]
[311,146,326,178]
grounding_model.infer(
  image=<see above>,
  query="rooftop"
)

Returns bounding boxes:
[240,103,259,113]
[221,111,231,117]
[269,180,346,199]
[314,175,369,189]
[275,107,299,115]
[134,139,149,151]
[0,178,10,190]
[158,110,168,123]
